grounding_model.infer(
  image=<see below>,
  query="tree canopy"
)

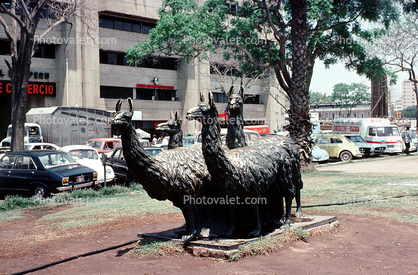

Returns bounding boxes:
[126,0,398,166]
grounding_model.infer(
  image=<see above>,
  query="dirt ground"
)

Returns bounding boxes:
[1,154,418,275]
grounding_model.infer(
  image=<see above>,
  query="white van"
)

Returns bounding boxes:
[332,118,403,154]
[1,123,43,148]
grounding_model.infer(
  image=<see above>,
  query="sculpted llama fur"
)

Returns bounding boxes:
[226,86,303,219]
[113,98,210,240]
[187,92,296,236]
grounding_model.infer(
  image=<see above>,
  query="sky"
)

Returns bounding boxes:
[309,60,408,100]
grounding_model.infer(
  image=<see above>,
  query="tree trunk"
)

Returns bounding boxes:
[10,24,36,151]
[287,0,311,167]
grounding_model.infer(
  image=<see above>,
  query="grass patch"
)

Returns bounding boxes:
[0,195,42,211]
[301,169,418,224]
[130,237,185,256]
[230,229,310,261]
[0,211,23,222]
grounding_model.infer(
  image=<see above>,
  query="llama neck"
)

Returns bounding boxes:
[119,124,166,185]
[201,114,234,179]
[168,130,183,150]
[226,111,247,149]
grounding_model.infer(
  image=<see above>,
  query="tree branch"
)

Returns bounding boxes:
[0,3,27,31]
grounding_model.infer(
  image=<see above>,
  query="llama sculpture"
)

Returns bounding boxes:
[226,86,303,219]
[226,86,247,149]
[113,98,212,240]
[155,111,183,149]
[186,92,296,236]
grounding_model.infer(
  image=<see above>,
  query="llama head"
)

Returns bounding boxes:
[113,98,134,129]
[156,111,182,135]
[227,85,244,115]
[186,92,218,124]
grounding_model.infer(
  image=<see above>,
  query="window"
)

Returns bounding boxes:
[33,44,56,59]
[331,138,343,144]
[0,155,16,169]
[213,92,228,103]
[99,14,156,34]
[244,95,260,104]
[100,50,178,70]
[100,86,133,99]
[15,156,36,170]
[136,88,176,101]
[368,127,376,136]
[315,138,329,144]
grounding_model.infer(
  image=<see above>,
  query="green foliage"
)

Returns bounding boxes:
[0,195,41,211]
[331,82,371,105]
[126,0,398,87]
[310,91,331,105]
[401,105,417,118]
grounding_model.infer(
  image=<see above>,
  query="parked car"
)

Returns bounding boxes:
[182,136,196,147]
[312,145,329,163]
[0,150,98,198]
[107,146,163,183]
[195,129,261,145]
[61,145,115,187]
[314,134,363,161]
[24,142,62,151]
[86,138,120,157]
[344,135,386,157]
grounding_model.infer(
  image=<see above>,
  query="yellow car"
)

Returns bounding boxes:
[314,134,363,161]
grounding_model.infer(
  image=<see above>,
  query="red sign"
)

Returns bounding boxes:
[0,80,56,96]
[136,84,175,90]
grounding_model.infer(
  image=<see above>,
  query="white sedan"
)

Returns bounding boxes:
[61,145,115,187]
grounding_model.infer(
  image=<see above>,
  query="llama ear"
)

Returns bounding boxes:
[239,86,244,99]
[127,98,134,115]
[199,92,205,102]
[170,111,174,119]
[115,99,122,112]
[227,86,234,98]
[175,111,179,121]
[209,92,215,107]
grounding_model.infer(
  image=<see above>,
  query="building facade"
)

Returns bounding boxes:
[402,79,417,110]
[0,0,286,141]
[311,104,371,121]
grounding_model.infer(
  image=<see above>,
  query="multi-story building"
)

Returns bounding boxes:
[311,104,371,121]
[402,79,417,110]
[0,0,285,140]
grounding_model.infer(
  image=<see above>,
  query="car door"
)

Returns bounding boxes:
[0,154,17,190]
[9,155,37,192]
[315,137,332,156]
[329,137,343,157]
[108,148,126,179]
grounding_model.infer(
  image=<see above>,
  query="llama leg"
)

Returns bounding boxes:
[225,205,236,237]
[282,195,293,230]
[248,204,261,237]
[182,203,197,241]
[295,188,302,217]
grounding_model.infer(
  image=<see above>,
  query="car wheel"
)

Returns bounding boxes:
[340,151,353,161]
[34,185,49,199]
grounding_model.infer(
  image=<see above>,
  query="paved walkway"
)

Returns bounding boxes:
[316,153,418,175]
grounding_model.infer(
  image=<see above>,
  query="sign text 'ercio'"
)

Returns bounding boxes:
[0,80,56,96]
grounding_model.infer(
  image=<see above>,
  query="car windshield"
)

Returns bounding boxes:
[145,148,163,156]
[376,126,400,137]
[347,136,365,143]
[39,152,77,168]
[67,149,99,160]
[86,140,103,149]
[183,137,195,144]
